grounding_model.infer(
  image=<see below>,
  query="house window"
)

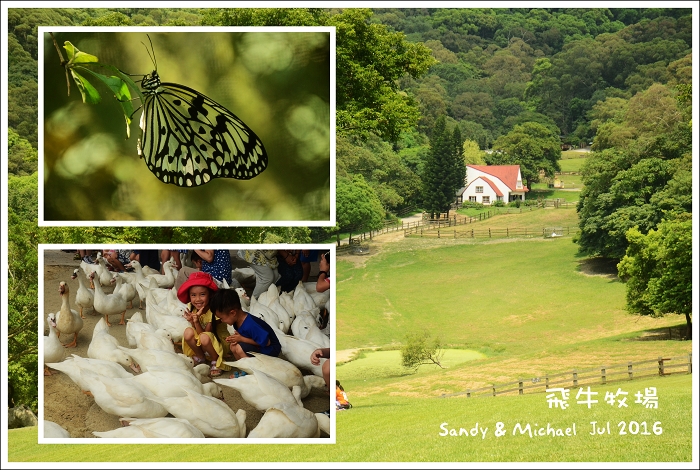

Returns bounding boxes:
[496,196,503,201]
[468,196,477,202]
[482,196,490,204]
[475,186,483,193]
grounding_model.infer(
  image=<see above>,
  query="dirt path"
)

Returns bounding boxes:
[42,250,330,438]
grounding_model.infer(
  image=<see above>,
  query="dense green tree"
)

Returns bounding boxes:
[336,134,422,212]
[462,139,486,166]
[336,175,386,234]
[330,9,436,142]
[422,116,463,217]
[617,215,692,339]
[8,129,37,177]
[488,122,561,189]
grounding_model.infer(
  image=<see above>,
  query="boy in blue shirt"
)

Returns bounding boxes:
[209,288,282,361]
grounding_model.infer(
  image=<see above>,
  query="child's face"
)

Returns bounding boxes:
[189,286,210,311]
[216,309,236,325]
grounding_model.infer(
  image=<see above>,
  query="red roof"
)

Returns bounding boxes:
[467,165,528,192]
[470,176,503,196]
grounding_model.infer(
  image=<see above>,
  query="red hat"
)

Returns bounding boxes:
[177,271,218,303]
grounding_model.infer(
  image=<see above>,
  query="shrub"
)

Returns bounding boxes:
[400,331,444,372]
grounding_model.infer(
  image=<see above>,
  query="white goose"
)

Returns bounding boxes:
[130,366,223,399]
[118,346,193,374]
[93,253,115,287]
[214,369,302,412]
[112,272,137,310]
[249,296,284,331]
[145,260,175,289]
[44,313,65,375]
[225,351,324,399]
[55,281,83,348]
[93,417,205,438]
[137,329,175,353]
[70,268,94,319]
[126,260,156,308]
[87,318,141,373]
[145,301,189,343]
[47,354,138,392]
[44,420,71,438]
[291,311,330,348]
[273,330,326,378]
[78,369,169,419]
[248,402,320,438]
[126,313,157,348]
[292,281,317,316]
[90,271,127,327]
[146,388,247,438]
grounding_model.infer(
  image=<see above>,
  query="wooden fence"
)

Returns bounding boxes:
[440,353,692,399]
[333,200,575,255]
[405,225,579,240]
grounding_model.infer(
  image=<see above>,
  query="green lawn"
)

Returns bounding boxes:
[9,374,692,462]
[9,206,692,463]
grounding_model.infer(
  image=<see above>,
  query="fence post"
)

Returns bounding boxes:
[573,369,578,387]
[545,375,549,389]
[467,389,471,398]
[601,367,606,384]
[628,361,633,380]
[518,379,523,395]
[492,384,497,396]
[658,356,665,376]
[489,228,491,238]
[507,228,509,237]
[689,353,693,374]
[437,229,440,239]
[454,230,456,239]
[471,229,474,238]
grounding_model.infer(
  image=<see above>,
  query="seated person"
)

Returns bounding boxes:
[300,250,318,282]
[275,249,303,293]
[103,249,131,272]
[316,250,331,293]
[209,288,282,365]
[177,271,230,377]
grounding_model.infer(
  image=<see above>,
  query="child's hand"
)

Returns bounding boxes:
[310,348,323,365]
[226,333,241,345]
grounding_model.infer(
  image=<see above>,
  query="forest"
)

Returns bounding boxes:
[6,7,693,411]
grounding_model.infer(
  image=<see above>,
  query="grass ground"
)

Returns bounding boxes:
[7,201,693,464]
[9,374,692,462]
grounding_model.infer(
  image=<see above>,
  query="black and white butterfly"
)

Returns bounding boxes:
[136,44,267,187]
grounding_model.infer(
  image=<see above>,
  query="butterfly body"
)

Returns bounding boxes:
[137,69,267,187]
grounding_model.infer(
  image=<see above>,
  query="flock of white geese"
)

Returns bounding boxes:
[44,253,332,439]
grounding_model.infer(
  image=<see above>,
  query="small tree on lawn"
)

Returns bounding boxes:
[401,331,445,372]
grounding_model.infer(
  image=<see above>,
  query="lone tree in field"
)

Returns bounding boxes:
[422,115,464,219]
[401,331,445,372]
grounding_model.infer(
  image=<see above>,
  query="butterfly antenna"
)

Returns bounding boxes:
[141,34,157,70]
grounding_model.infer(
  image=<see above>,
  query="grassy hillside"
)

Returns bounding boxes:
[9,208,691,463]
[10,374,692,462]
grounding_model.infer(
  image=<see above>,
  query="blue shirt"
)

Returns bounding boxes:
[238,313,281,357]
[202,250,232,284]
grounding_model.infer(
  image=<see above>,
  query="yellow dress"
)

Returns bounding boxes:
[181,305,230,371]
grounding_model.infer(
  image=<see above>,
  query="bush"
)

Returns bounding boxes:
[509,199,521,208]
[400,331,444,372]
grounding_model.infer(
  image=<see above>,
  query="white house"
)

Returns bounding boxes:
[456,165,528,205]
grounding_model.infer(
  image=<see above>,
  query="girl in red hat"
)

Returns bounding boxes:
[178,271,230,377]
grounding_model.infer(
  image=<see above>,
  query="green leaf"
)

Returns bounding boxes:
[77,67,135,138]
[63,41,98,65]
[69,69,101,104]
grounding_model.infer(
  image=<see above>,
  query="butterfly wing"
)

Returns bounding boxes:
[138,82,267,187]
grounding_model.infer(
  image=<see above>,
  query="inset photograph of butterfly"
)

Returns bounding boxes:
[40,28,334,225]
